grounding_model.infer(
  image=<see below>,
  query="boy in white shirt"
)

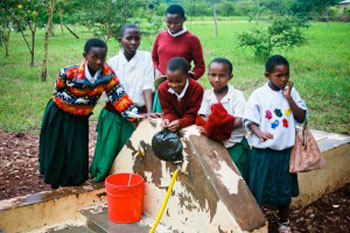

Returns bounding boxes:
[198,58,250,181]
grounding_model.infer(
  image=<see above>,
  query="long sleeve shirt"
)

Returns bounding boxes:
[158,78,204,129]
[151,30,205,80]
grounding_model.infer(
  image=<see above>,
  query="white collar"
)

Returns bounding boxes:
[168,79,189,101]
[208,84,233,103]
[168,26,188,38]
[85,61,101,84]
[118,50,138,67]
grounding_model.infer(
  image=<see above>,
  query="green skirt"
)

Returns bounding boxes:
[227,137,251,182]
[90,109,135,182]
[248,147,299,206]
[152,90,162,113]
[39,99,89,188]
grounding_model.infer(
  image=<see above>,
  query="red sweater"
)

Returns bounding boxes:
[158,78,204,129]
[152,30,205,80]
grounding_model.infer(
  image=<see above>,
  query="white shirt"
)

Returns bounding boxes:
[243,82,307,150]
[85,61,101,84]
[107,50,155,107]
[168,79,189,101]
[198,85,246,148]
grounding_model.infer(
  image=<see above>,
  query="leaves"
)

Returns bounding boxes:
[237,16,309,59]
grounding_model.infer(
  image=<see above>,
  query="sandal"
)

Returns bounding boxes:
[278,220,292,233]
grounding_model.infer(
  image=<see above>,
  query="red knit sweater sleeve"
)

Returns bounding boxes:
[158,82,178,122]
[151,34,160,70]
[178,82,204,128]
[191,36,205,80]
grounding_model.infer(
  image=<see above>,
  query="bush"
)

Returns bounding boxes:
[237,16,309,59]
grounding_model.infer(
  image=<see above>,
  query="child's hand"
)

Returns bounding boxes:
[167,120,181,132]
[282,82,293,98]
[196,125,205,134]
[259,133,274,142]
[188,71,196,79]
[161,119,170,129]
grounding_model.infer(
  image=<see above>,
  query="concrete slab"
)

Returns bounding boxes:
[0,183,106,233]
[79,205,174,233]
[110,120,267,233]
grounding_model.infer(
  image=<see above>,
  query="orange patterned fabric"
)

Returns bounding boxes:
[53,60,138,119]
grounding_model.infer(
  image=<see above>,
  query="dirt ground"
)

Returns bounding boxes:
[0,125,349,232]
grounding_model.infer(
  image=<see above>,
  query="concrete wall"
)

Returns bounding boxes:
[111,120,267,233]
[292,130,350,208]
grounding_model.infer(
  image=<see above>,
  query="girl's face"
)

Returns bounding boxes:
[265,64,290,90]
[166,13,184,34]
[208,62,233,92]
[166,69,188,94]
[83,47,107,73]
[119,28,141,56]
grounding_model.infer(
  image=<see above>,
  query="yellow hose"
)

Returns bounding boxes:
[149,169,179,233]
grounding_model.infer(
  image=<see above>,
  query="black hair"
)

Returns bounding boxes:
[265,55,289,73]
[119,23,140,38]
[84,38,107,54]
[209,58,233,74]
[166,4,186,20]
[167,57,189,74]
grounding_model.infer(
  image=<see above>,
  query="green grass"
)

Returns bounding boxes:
[0,21,349,134]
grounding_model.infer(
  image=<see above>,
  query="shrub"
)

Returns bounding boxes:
[237,16,309,59]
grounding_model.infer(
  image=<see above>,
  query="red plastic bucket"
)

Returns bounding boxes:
[105,173,145,223]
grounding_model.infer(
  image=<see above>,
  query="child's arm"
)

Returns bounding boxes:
[283,82,306,123]
[177,86,204,129]
[151,35,161,78]
[249,123,274,142]
[233,118,243,130]
[143,89,153,115]
[190,37,205,79]
[104,75,139,122]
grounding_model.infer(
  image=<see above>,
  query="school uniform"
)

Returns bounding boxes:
[90,51,154,182]
[158,78,203,129]
[39,60,138,188]
[243,82,307,206]
[151,27,205,113]
[198,85,250,181]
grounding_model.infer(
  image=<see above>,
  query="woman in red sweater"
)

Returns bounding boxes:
[152,4,205,112]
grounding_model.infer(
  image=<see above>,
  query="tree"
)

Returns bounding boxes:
[41,0,55,81]
[6,0,46,67]
[78,0,147,41]
[290,0,340,19]
[0,2,12,57]
[212,0,219,37]
[237,16,309,59]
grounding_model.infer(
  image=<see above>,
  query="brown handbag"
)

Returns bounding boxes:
[289,122,326,173]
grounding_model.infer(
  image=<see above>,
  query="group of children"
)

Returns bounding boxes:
[39,4,307,233]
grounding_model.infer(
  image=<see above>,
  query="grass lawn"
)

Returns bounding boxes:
[0,21,349,134]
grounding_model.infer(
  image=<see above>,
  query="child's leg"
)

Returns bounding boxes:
[278,205,289,223]
[152,90,162,113]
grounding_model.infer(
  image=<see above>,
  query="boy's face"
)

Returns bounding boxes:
[265,64,290,90]
[208,62,233,92]
[167,69,188,94]
[166,13,184,34]
[119,28,140,57]
[83,47,107,73]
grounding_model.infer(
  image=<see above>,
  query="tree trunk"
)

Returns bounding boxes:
[5,27,10,57]
[30,30,35,67]
[58,4,64,36]
[42,0,55,81]
[212,0,218,38]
